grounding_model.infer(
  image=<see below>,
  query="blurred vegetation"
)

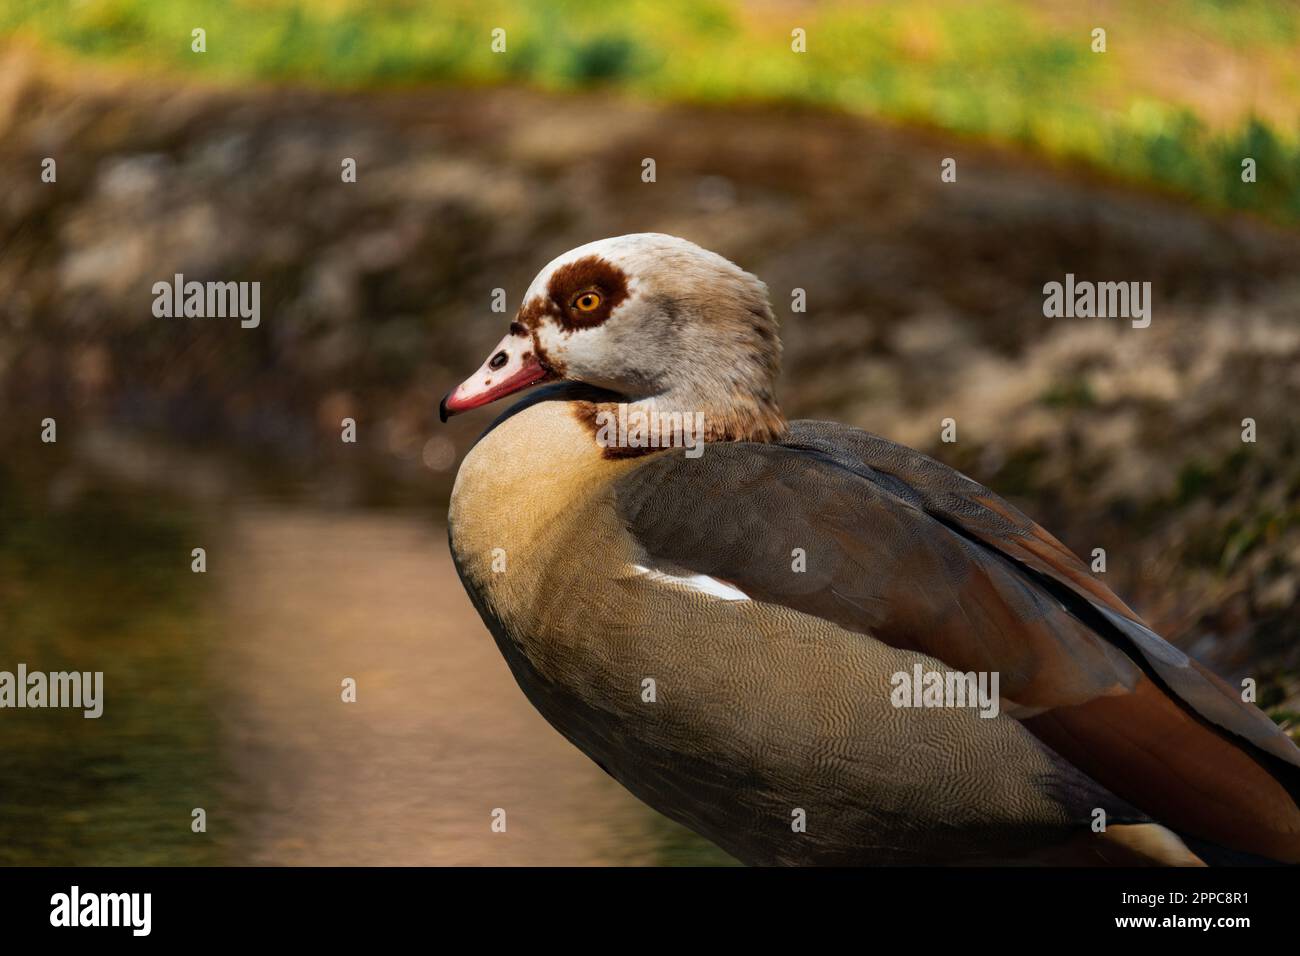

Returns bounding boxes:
[651,815,741,866]
[0,466,228,864]
[3,0,1298,222]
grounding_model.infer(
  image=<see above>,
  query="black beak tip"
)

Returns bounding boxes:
[438,392,451,424]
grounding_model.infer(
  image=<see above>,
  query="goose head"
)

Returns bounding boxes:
[440,234,786,443]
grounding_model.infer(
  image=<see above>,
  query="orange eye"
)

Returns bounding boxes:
[573,291,602,312]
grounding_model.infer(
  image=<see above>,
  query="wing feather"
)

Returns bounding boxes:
[613,421,1300,860]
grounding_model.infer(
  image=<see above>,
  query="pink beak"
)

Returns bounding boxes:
[439,332,554,421]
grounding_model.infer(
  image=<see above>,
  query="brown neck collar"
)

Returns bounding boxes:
[570,393,787,459]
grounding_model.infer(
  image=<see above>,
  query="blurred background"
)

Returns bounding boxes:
[1,0,1298,865]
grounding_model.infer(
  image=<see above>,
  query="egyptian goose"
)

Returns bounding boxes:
[441,233,1300,866]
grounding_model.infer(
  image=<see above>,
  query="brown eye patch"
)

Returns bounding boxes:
[547,255,629,331]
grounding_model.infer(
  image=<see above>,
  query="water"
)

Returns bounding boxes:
[0,485,734,865]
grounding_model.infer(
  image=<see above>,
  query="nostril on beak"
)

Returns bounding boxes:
[488,351,509,371]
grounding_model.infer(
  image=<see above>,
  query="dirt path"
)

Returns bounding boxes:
[214,506,662,865]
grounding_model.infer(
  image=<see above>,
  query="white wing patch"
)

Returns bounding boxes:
[630,564,750,602]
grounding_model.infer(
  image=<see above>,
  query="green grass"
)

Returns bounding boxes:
[0,468,227,865]
[3,0,1299,223]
